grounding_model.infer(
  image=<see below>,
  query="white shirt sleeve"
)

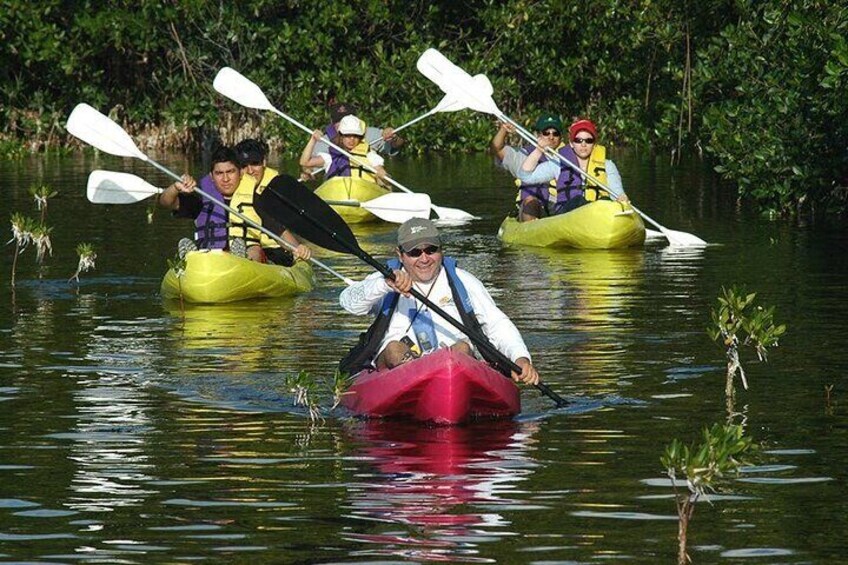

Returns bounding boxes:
[339,271,392,316]
[501,147,558,184]
[456,269,531,363]
[367,151,385,169]
[316,152,332,173]
[517,161,559,185]
[605,159,625,197]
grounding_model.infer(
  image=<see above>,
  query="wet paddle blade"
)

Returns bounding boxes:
[660,227,708,247]
[324,193,431,224]
[213,67,275,111]
[359,193,432,223]
[87,170,162,204]
[66,104,147,160]
[256,175,361,255]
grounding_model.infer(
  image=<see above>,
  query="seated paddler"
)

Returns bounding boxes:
[338,218,539,386]
[498,118,629,218]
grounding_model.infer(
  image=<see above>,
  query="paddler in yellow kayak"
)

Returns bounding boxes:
[493,117,630,221]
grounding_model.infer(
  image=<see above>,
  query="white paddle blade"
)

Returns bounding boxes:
[360,193,432,223]
[416,48,464,90]
[66,104,146,159]
[213,67,274,111]
[416,49,499,115]
[87,170,162,204]
[431,204,479,222]
[662,228,708,247]
[432,92,465,113]
[472,74,494,97]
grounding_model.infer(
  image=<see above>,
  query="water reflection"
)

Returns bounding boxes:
[162,301,295,374]
[342,419,541,562]
[497,248,646,395]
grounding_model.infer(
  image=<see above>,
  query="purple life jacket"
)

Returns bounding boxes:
[194,174,229,250]
[323,123,370,179]
[517,144,553,202]
[554,145,589,202]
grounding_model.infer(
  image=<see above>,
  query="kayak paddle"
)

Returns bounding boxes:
[87,169,164,203]
[254,174,570,408]
[367,73,491,146]
[322,192,431,224]
[211,66,479,223]
[88,168,429,225]
[66,105,355,285]
[416,48,708,247]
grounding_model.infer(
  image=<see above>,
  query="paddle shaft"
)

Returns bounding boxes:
[146,160,354,286]
[368,109,433,146]
[267,185,567,406]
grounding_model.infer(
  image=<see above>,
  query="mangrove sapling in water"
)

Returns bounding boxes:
[28,183,58,225]
[31,224,53,279]
[328,370,352,411]
[707,286,785,418]
[661,423,755,565]
[69,243,97,284]
[285,370,322,423]
[8,213,37,287]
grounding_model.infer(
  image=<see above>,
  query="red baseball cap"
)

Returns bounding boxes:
[569,119,597,141]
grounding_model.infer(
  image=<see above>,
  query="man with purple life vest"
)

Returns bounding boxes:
[493,117,630,222]
[158,144,311,264]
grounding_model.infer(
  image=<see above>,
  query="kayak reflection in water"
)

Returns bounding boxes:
[342,419,541,556]
[338,218,539,386]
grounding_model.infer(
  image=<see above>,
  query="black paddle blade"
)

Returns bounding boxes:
[256,175,360,255]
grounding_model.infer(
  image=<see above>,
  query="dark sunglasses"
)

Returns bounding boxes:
[573,137,595,145]
[541,129,561,137]
[402,245,441,258]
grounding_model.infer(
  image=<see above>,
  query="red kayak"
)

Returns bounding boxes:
[341,348,521,424]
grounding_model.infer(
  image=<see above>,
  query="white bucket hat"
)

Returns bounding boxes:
[338,114,365,136]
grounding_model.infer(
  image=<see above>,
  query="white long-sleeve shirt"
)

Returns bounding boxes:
[339,266,531,363]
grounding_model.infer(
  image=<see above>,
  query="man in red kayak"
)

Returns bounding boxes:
[339,218,540,386]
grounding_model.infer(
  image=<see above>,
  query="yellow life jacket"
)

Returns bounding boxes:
[329,136,377,184]
[583,145,610,201]
[228,166,280,249]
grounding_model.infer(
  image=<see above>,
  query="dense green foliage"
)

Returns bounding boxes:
[2,0,847,215]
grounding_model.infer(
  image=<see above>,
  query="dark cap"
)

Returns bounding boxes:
[330,102,356,124]
[534,113,562,132]
[397,218,441,250]
[234,138,267,166]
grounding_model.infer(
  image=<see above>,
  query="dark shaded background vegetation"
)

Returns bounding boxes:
[2,0,847,216]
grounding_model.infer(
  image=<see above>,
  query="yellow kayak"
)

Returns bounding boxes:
[498,200,646,249]
[314,176,390,224]
[160,249,315,304]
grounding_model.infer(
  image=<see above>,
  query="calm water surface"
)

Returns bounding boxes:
[1,151,846,563]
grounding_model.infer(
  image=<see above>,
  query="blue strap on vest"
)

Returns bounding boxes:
[378,258,471,316]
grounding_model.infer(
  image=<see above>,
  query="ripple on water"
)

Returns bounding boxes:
[571,510,678,521]
[737,476,834,485]
[721,547,795,558]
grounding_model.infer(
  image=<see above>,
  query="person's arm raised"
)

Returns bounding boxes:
[158,174,196,210]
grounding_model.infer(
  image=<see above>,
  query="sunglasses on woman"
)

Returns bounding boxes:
[573,137,595,145]
[401,245,441,258]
